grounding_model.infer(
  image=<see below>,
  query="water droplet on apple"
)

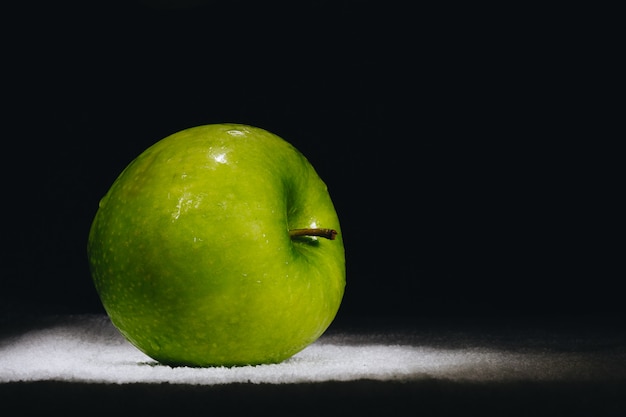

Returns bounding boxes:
[226,129,244,136]
[98,195,109,208]
[213,153,227,164]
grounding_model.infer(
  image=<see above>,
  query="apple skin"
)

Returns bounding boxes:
[87,124,345,367]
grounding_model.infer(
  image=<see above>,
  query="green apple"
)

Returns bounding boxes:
[87,123,345,367]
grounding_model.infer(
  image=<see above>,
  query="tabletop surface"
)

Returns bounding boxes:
[1,313,625,416]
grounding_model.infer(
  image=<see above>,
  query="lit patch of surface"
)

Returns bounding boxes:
[0,315,623,385]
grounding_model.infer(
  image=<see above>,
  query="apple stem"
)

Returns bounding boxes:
[289,228,337,240]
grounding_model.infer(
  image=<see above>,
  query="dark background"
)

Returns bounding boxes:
[2,1,620,323]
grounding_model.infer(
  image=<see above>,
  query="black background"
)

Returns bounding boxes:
[2,1,620,323]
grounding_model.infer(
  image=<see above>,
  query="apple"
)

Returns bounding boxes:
[87,123,345,367]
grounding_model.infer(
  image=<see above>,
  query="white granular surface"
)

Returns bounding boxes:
[1,315,623,385]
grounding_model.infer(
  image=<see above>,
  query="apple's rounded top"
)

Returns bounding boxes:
[145,123,304,164]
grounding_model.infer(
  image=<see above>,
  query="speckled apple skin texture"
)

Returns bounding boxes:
[87,124,345,367]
